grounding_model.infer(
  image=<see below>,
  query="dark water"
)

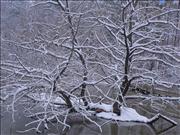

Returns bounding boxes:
[1,100,180,135]
[1,110,179,135]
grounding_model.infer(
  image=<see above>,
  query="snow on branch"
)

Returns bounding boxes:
[136,47,180,63]
[1,0,179,134]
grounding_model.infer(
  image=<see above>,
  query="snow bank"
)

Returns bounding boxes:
[96,106,149,122]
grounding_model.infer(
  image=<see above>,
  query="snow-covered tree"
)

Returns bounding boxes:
[92,0,180,102]
[1,0,179,133]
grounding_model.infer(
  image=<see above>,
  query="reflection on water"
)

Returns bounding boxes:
[1,100,179,135]
[74,122,178,135]
[1,110,179,135]
[64,122,152,135]
[148,123,177,135]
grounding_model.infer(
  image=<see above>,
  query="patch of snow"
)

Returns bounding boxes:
[88,102,113,112]
[96,112,117,119]
[27,93,84,106]
[27,93,66,104]
[96,106,149,122]
[53,97,66,104]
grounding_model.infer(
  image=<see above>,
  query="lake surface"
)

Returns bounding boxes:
[1,99,180,135]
